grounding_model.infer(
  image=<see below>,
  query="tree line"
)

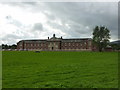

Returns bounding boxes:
[1,44,17,49]
[110,43,120,51]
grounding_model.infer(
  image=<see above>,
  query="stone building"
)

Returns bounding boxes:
[17,34,96,51]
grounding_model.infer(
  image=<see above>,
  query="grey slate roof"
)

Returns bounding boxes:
[17,38,92,44]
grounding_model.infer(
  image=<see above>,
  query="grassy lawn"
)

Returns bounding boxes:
[2,51,118,88]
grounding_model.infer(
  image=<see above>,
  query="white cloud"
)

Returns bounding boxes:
[0,2,118,45]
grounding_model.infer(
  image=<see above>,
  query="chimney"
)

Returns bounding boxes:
[53,34,55,37]
[48,37,49,39]
[61,36,62,39]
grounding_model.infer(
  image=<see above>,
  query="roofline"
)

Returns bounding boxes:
[17,38,92,42]
[62,38,92,40]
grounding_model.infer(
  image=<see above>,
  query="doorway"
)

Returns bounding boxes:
[52,47,54,50]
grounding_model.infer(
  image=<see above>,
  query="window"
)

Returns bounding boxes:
[65,43,66,46]
[19,43,22,46]
[69,43,70,46]
[81,44,82,46]
[89,41,91,46]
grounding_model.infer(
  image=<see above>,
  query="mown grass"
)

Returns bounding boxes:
[2,51,118,88]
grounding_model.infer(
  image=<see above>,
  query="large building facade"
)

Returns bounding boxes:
[17,34,96,51]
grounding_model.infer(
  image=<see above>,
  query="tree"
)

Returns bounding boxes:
[2,44,9,49]
[2,44,17,49]
[92,26,110,52]
[110,43,120,51]
[11,44,17,49]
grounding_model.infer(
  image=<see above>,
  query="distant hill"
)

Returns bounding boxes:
[110,40,120,45]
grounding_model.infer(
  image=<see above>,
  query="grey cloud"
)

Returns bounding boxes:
[44,2,118,39]
[32,23,43,31]
[1,2,118,45]
[6,15,23,27]
[43,12,56,20]
[1,2,37,7]
[118,2,120,39]
[2,34,21,40]
[2,34,22,45]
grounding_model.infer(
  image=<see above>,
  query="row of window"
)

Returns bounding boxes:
[20,43,86,46]
[62,44,86,46]
[20,47,88,50]
[20,45,88,48]
[19,43,47,47]
[19,47,88,49]
[23,47,48,49]
[19,42,92,48]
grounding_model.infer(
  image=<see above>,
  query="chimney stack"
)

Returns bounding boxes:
[53,34,55,37]
[48,37,49,39]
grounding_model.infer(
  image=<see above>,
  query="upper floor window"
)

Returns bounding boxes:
[69,43,70,45]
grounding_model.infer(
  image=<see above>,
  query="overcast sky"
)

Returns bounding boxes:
[0,2,118,45]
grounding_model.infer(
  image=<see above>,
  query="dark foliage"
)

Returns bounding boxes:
[92,26,110,52]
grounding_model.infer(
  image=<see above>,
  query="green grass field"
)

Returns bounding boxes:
[2,51,118,88]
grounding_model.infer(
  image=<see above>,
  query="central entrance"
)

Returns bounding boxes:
[52,47,54,50]
[48,42,59,50]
